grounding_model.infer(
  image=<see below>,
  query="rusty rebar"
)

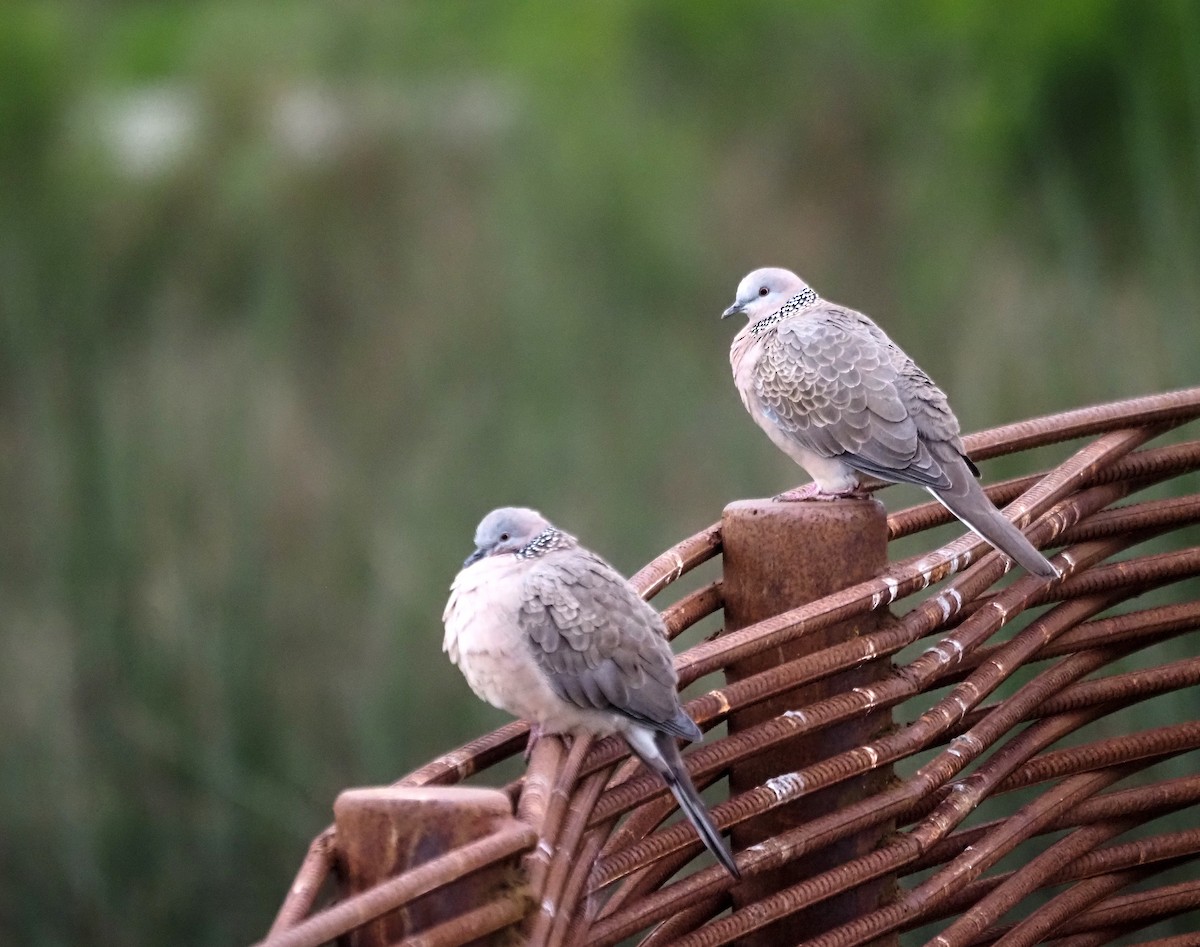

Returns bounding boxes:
[661,580,723,642]
[780,752,1137,947]
[571,547,1190,936]
[590,587,1197,846]
[251,824,536,947]
[962,653,1200,733]
[762,723,1168,947]
[629,520,723,601]
[260,388,1200,946]
[578,576,1190,936]
[589,534,1128,889]
[1086,935,1200,947]
[960,387,1200,459]
[397,719,530,788]
[930,817,1140,947]
[929,597,1200,701]
[674,427,1155,691]
[553,828,609,946]
[902,787,1200,897]
[637,894,728,947]
[885,739,1200,881]
[520,735,582,923]
[517,736,564,827]
[589,707,1200,946]
[888,439,1200,540]
[526,762,606,945]
[266,828,336,937]
[1001,878,1200,939]
[398,895,531,947]
[989,863,1172,947]
[997,721,1200,794]
[902,804,1200,926]
[1034,932,1133,947]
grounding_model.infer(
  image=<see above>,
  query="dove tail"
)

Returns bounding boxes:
[625,727,740,879]
[929,480,1059,579]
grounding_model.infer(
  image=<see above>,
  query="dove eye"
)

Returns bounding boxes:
[499,532,510,542]
[757,286,769,297]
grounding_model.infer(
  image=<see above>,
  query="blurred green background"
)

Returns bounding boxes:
[2,2,1199,944]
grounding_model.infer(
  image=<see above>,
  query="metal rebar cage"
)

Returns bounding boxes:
[258,387,1200,947]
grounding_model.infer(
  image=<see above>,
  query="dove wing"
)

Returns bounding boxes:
[516,553,700,742]
[754,305,970,489]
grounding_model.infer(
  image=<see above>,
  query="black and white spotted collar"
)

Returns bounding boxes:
[518,527,565,559]
[750,286,820,337]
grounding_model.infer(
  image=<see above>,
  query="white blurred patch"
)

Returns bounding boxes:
[94,85,200,178]
[80,78,519,176]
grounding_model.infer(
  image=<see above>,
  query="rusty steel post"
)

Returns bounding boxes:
[721,498,897,947]
[333,786,527,946]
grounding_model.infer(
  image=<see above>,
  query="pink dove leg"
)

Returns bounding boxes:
[774,483,867,502]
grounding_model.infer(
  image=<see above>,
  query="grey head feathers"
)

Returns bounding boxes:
[722,267,817,322]
[464,506,568,567]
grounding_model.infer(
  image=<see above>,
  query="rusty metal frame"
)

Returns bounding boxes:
[254,386,1200,947]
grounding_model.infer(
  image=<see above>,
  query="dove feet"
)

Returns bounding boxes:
[523,723,544,763]
[774,483,865,502]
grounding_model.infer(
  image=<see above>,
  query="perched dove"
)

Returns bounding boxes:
[723,267,1058,578]
[443,507,740,878]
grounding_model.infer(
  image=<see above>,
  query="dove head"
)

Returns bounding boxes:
[722,267,811,321]
[464,507,556,567]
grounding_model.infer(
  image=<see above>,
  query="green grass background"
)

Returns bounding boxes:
[1,2,1198,943]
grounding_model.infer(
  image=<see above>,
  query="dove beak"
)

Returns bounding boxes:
[463,546,486,568]
[721,302,744,319]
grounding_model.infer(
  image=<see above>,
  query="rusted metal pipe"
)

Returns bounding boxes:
[251,816,535,947]
[266,828,336,937]
[720,498,895,947]
[332,787,529,946]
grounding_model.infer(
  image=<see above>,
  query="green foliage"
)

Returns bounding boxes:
[1,2,1198,944]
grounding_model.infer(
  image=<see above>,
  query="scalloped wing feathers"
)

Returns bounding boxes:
[754,305,968,489]
[518,553,701,742]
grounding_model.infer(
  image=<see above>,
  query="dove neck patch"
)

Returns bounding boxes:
[518,528,564,559]
[750,287,820,337]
